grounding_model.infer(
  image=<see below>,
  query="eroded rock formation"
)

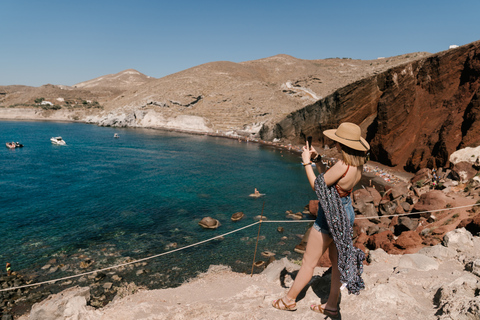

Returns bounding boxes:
[263,40,480,171]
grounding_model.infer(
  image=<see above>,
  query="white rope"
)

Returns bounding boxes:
[3,202,478,292]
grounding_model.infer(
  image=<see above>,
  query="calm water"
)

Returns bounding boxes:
[1,121,316,286]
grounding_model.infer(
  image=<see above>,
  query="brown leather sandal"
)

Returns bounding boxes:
[272,297,297,311]
[310,304,339,317]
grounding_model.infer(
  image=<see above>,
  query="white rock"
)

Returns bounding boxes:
[417,244,456,261]
[449,146,480,165]
[27,286,98,320]
[368,248,390,263]
[397,254,439,271]
[443,228,474,251]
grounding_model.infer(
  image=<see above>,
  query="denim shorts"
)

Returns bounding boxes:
[313,196,355,235]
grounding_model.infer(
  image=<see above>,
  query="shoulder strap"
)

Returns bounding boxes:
[340,165,350,179]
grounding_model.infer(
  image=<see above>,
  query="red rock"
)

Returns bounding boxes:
[413,190,449,217]
[389,216,399,228]
[395,231,423,250]
[354,232,369,248]
[366,230,395,252]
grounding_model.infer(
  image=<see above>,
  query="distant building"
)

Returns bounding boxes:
[449,45,459,49]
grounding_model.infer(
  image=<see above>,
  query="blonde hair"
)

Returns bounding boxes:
[340,143,368,166]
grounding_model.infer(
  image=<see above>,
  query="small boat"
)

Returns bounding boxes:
[249,193,265,198]
[14,142,23,148]
[114,133,119,138]
[6,142,16,149]
[51,137,66,145]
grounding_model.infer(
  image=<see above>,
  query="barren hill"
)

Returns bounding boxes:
[74,69,155,90]
[97,53,431,132]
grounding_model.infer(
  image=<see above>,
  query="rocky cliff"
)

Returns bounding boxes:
[263,40,480,172]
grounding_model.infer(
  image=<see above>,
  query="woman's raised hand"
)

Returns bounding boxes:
[302,145,313,164]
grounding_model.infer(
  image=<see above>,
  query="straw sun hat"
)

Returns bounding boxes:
[323,122,370,151]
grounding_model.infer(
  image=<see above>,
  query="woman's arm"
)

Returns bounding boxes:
[324,161,348,186]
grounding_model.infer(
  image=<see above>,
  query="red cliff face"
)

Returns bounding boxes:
[262,40,480,172]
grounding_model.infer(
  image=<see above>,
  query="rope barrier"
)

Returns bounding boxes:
[2,202,478,292]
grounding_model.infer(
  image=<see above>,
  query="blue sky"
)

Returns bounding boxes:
[1,0,479,87]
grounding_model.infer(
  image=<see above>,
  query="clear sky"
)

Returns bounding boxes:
[2,0,479,87]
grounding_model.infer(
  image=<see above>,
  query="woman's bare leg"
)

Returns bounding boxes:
[285,228,333,301]
[325,241,341,310]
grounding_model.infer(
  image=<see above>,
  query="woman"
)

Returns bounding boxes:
[272,122,368,316]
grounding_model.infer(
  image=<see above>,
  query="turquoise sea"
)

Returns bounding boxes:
[1,121,318,287]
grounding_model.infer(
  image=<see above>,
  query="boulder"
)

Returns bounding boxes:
[366,230,395,252]
[365,187,382,206]
[397,253,439,271]
[378,200,397,216]
[449,146,480,165]
[394,231,423,250]
[443,228,474,251]
[394,204,404,215]
[394,216,419,235]
[390,183,409,200]
[199,217,220,229]
[28,286,95,320]
[353,189,374,208]
[231,212,244,221]
[451,161,478,182]
[357,203,378,218]
[417,244,456,261]
[413,186,430,197]
[367,248,390,263]
[400,201,411,212]
[412,190,449,217]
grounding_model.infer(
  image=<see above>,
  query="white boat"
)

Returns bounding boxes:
[114,133,119,138]
[50,137,66,145]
